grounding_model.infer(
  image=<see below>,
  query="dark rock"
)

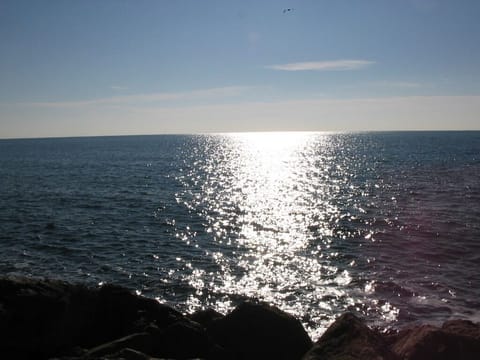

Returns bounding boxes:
[2,276,479,360]
[188,308,224,329]
[442,319,480,340]
[302,312,398,360]
[51,347,157,360]
[92,284,183,344]
[209,301,312,360]
[0,276,184,359]
[84,318,226,359]
[152,320,215,359]
[0,276,97,358]
[85,332,154,358]
[392,320,480,360]
[105,347,156,359]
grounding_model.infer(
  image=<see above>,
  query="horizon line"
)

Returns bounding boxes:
[2,129,479,141]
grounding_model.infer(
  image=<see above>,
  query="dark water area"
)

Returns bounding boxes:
[1,131,479,337]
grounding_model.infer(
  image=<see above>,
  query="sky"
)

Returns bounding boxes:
[0,0,479,138]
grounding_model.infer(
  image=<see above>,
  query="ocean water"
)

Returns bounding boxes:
[0,131,479,338]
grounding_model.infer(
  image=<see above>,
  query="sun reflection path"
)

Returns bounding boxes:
[175,132,398,338]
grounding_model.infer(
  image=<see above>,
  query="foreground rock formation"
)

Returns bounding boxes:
[0,276,478,359]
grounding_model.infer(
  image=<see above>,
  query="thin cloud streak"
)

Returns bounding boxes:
[267,60,375,71]
[25,86,254,108]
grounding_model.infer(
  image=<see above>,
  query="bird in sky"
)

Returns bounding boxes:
[283,8,295,14]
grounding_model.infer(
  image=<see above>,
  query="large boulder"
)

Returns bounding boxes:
[85,332,154,358]
[391,319,480,360]
[188,307,224,329]
[85,319,226,359]
[0,276,97,358]
[91,283,183,344]
[209,301,312,360]
[151,320,222,359]
[303,313,398,360]
[0,277,184,359]
[442,319,480,340]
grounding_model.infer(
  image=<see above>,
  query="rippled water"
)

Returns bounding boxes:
[1,132,479,338]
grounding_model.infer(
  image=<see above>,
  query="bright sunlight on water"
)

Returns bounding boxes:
[175,132,399,337]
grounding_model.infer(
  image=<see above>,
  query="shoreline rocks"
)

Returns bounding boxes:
[0,276,479,359]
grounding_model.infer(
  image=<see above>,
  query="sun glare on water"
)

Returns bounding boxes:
[175,132,398,338]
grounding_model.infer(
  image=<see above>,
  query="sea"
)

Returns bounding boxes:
[1,131,479,338]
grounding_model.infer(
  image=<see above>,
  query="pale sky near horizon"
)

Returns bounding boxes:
[1,0,480,139]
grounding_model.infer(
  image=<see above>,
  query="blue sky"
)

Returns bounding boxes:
[1,0,479,138]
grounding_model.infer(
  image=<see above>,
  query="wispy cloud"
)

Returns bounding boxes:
[267,60,375,71]
[26,86,253,108]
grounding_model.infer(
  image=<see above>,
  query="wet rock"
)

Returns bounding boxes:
[209,301,312,360]
[303,312,398,360]
[392,320,480,360]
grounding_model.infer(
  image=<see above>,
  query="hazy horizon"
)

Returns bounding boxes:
[3,128,480,142]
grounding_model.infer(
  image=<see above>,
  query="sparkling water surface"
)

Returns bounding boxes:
[1,132,479,338]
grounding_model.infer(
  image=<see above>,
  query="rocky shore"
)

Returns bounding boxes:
[0,277,479,359]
